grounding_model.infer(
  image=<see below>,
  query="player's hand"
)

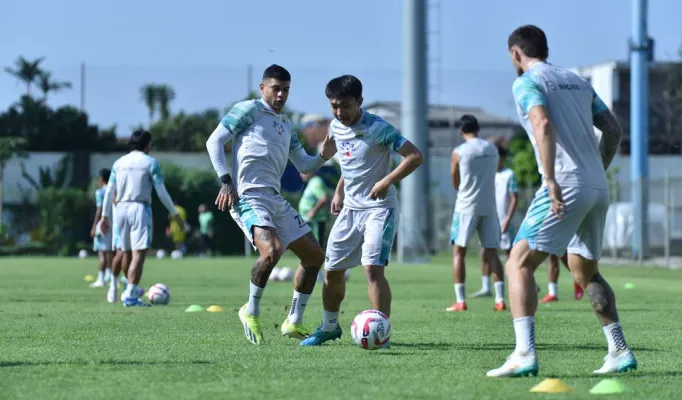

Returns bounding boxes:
[369,179,390,200]
[100,217,110,235]
[306,210,315,220]
[90,228,96,238]
[545,178,565,219]
[320,136,337,160]
[172,214,185,232]
[501,221,510,234]
[216,183,239,212]
[331,193,344,216]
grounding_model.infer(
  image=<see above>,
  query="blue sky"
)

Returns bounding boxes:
[2,0,682,136]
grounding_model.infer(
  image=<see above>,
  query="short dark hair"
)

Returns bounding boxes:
[99,168,111,183]
[325,75,363,100]
[459,114,480,134]
[262,64,291,82]
[508,25,549,60]
[129,129,151,151]
[496,143,508,158]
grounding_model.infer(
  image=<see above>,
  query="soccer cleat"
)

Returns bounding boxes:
[122,297,151,307]
[238,304,264,345]
[89,280,105,288]
[593,350,637,374]
[107,286,118,303]
[487,351,539,377]
[300,325,343,346]
[574,282,584,300]
[446,302,467,312]
[494,302,507,311]
[469,289,492,298]
[281,319,311,339]
[540,294,558,303]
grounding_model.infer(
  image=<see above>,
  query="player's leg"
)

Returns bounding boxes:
[301,208,362,346]
[541,255,560,303]
[487,187,585,377]
[470,248,492,298]
[566,190,636,374]
[447,212,476,311]
[122,203,151,307]
[479,215,506,310]
[108,249,123,303]
[91,249,107,287]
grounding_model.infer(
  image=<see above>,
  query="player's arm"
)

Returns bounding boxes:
[99,168,116,233]
[91,190,103,237]
[206,101,254,192]
[450,150,460,190]
[513,77,556,182]
[591,89,623,169]
[331,176,344,215]
[150,159,181,222]
[288,131,334,174]
[376,122,424,186]
[307,179,330,218]
[504,174,519,231]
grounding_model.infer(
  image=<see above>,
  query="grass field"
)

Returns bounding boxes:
[0,254,680,399]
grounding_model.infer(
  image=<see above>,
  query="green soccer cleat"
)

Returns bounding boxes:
[281,319,311,340]
[238,304,264,345]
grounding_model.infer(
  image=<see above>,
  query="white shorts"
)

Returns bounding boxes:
[514,185,608,260]
[93,219,113,252]
[230,188,310,249]
[325,207,397,271]
[114,202,153,251]
[450,211,500,249]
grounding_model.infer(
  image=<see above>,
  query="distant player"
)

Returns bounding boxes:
[447,115,506,312]
[471,144,517,298]
[100,129,183,307]
[89,168,113,288]
[205,65,336,345]
[487,25,636,377]
[541,253,584,302]
[301,74,423,346]
[298,172,331,248]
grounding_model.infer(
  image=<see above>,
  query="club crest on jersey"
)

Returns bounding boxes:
[272,120,283,136]
[339,141,356,157]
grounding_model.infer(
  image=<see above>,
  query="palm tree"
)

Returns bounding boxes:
[4,56,46,96]
[36,71,72,102]
[156,84,176,121]
[140,83,158,127]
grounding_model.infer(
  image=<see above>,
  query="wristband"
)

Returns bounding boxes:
[220,174,233,185]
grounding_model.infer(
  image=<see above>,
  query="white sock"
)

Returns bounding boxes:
[494,281,505,303]
[513,316,536,354]
[246,282,264,316]
[454,283,466,303]
[481,275,491,292]
[603,322,629,353]
[110,276,118,290]
[125,283,138,298]
[97,271,105,282]
[287,291,310,324]
[105,268,112,277]
[322,310,340,331]
[548,282,558,297]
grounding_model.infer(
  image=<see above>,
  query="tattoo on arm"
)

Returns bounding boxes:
[593,111,623,170]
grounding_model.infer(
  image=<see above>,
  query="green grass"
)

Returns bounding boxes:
[0,254,680,399]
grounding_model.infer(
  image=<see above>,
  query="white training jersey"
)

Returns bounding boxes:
[102,150,176,218]
[454,137,498,216]
[329,111,408,210]
[495,167,519,225]
[206,98,325,196]
[512,61,609,189]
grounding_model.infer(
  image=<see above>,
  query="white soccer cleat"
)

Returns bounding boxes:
[469,289,492,298]
[487,351,539,378]
[89,280,105,288]
[593,350,637,374]
[107,286,118,303]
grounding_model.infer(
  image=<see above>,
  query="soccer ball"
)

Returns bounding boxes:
[277,267,294,281]
[78,249,88,259]
[351,310,391,350]
[148,283,171,305]
[156,249,166,259]
[269,267,282,281]
[170,250,183,260]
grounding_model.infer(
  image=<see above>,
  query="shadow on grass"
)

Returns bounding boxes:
[0,360,213,368]
[390,342,660,353]
[549,370,681,379]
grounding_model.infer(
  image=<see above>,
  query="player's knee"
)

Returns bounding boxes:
[364,266,385,283]
[302,247,324,269]
[261,245,282,267]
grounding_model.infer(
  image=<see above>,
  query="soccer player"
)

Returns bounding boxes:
[298,172,331,249]
[89,168,114,288]
[487,25,636,377]
[205,65,336,345]
[447,115,506,312]
[471,144,517,298]
[300,74,423,347]
[99,129,183,307]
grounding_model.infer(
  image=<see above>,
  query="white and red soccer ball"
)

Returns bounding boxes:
[147,283,171,305]
[351,309,391,350]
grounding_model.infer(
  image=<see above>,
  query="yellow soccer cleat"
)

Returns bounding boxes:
[238,304,264,345]
[280,319,311,340]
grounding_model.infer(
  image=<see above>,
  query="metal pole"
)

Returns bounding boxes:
[630,0,649,261]
[80,62,86,112]
[664,170,670,268]
[400,0,429,262]
[247,64,254,95]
